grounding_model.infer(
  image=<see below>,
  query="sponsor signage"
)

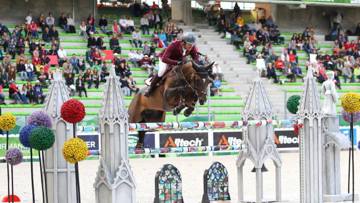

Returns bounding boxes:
[77,134,100,151]
[274,129,298,148]
[160,132,208,148]
[340,127,358,145]
[213,131,243,147]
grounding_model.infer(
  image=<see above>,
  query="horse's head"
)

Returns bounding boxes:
[191,60,215,105]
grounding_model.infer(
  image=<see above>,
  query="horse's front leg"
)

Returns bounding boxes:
[183,106,195,117]
[173,104,186,115]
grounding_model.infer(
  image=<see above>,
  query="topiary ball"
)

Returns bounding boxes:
[19,125,37,148]
[29,127,55,151]
[0,113,16,131]
[61,99,86,124]
[342,110,360,123]
[341,93,360,113]
[287,95,301,114]
[27,111,52,128]
[62,138,88,164]
[6,148,23,166]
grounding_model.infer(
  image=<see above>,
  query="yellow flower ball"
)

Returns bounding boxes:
[341,93,360,113]
[0,113,16,131]
[62,138,88,164]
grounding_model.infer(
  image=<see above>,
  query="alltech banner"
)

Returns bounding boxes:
[159,132,209,148]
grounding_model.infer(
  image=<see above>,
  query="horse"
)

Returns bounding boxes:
[128,61,215,148]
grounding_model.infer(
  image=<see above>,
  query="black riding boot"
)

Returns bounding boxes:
[144,75,161,97]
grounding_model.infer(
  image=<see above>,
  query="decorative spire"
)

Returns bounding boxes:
[99,66,128,121]
[242,78,273,120]
[298,69,322,117]
[44,70,70,119]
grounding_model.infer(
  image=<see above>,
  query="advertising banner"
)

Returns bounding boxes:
[213,131,243,147]
[274,129,299,148]
[159,132,209,148]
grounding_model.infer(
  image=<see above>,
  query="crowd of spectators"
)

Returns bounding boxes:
[207,5,360,89]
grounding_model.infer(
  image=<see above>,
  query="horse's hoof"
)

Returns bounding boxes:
[184,111,192,117]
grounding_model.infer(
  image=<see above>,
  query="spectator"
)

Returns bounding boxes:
[33,81,45,104]
[38,13,46,32]
[25,81,34,103]
[84,68,93,88]
[42,27,51,42]
[75,75,87,97]
[139,55,154,76]
[120,76,131,96]
[25,60,34,81]
[28,21,38,38]
[67,14,76,33]
[212,62,224,81]
[210,76,222,96]
[87,35,97,48]
[69,54,80,74]
[266,63,279,83]
[130,29,142,48]
[25,13,32,25]
[126,16,135,33]
[140,14,150,35]
[16,58,27,81]
[112,20,121,37]
[80,21,88,40]
[19,84,29,104]
[92,69,100,89]
[109,34,121,54]
[9,81,22,104]
[59,13,68,31]
[127,76,139,95]
[57,47,67,66]
[119,16,128,33]
[0,84,6,104]
[49,26,59,40]
[154,11,163,30]
[96,36,106,50]
[256,54,266,77]
[87,14,96,34]
[98,15,108,34]
[46,13,55,27]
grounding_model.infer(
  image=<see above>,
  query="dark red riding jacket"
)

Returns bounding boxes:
[158,40,199,66]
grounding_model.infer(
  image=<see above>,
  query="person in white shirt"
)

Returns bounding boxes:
[256,54,266,77]
[119,16,127,33]
[130,29,142,48]
[79,21,88,39]
[46,13,55,27]
[67,15,76,33]
[140,15,149,35]
[57,47,67,66]
[25,13,32,25]
[212,62,224,81]
[127,17,135,32]
[25,61,34,80]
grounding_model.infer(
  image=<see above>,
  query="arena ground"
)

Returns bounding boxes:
[0,151,359,203]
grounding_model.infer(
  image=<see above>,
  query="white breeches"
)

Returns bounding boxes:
[157,59,167,77]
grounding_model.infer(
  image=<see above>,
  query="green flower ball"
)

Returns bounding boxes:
[29,127,55,150]
[287,95,301,114]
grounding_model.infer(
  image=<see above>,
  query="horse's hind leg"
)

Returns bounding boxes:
[136,130,146,150]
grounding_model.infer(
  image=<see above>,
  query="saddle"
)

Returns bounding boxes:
[145,65,179,87]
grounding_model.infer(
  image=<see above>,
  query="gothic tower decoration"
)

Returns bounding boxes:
[94,67,136,203]
[43,70,76,203]
[297,70,323,203]
[236,78,282,203]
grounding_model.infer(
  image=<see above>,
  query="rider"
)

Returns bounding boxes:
[144,32,199,97]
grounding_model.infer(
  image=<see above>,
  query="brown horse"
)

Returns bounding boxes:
[128,61,215,148]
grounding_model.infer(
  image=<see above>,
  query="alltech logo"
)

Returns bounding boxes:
[274,129,298,148]
[213,132,243,146]
[160,133,208,148]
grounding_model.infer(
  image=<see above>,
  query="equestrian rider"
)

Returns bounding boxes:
[144,32,199,97]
